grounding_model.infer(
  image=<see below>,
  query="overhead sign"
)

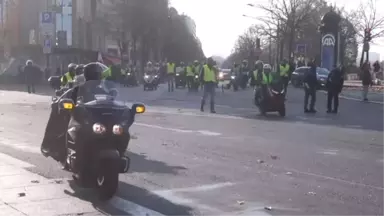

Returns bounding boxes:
[40,11,55,36]
[43,36,52,54]
[322,34,335,47]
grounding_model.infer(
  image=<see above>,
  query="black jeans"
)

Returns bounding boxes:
[304,88,316,110]
[327,90,339,111]
[201,82,216,111]
[27,84,35,93]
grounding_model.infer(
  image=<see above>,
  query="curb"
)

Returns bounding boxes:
[319,90,383,105]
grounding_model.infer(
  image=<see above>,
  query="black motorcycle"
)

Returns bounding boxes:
[254,83,285,116]
[229,74,240,91]
[53,80,145,200]
[175,72,186,88]
[143,73,159,91]
[124,71,138,87]
[190,74,200,91]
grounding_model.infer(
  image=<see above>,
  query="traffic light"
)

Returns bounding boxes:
[365,28,372,42]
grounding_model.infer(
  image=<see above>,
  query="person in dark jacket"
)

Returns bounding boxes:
[326,65,344,113]
[361,62,373,101]
[23,60,39,94]
[303,59,318,113]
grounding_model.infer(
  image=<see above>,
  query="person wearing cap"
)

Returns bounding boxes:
[199,57,217,113]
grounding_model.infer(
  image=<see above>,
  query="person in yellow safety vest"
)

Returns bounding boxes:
[186,62,195,91]
[252,60,264,87]
[167,61,176,92]
[61,63,77,86]
[279,59,290,98]
[192,60,201,75]
[254,63,274,105]
[102,65,112,80]
[199,57,217,113]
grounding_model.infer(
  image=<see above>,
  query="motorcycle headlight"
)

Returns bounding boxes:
[155,75,158,78]
[231,76,236,79]
[144,75,149,79]
[195,75,199,79]
[219,73,224,78]
[93,123,106,134]
[127,73,131,76]
[292,72,298,75]
[112,124,124,135]
[176,73,180,76]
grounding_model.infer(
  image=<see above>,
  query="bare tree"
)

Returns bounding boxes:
[257,0,318,61]
[233,25,264,66]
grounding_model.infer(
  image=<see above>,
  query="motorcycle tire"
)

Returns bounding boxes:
[97,161,119,200]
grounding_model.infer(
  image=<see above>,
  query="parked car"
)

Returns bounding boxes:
[291,66,329,88]
[291,66,309,87]
[316,67,330,89]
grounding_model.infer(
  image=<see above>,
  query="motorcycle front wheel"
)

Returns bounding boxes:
[97,162,119,200]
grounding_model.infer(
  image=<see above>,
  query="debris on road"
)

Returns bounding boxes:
[270,155,279,160]
[237,200,245,205]
[257,159,265,164]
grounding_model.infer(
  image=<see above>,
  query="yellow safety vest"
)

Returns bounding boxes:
[186,66,194,76]
[167,63,175,74]
[279,64,289,77]
[102,67,112,79]
[262,72,273,84]
[203,65,216,82]
[61,72,74,85]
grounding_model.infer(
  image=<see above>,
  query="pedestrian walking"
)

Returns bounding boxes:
[200,57,217,113]
[326,65,344,113]
[303,59,318,113]
[361,62,373,101]
[23,60,39,94]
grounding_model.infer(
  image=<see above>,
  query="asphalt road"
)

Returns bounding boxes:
[0,84,383,215]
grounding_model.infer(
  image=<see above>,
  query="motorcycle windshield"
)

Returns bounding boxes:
[76,80,124,107]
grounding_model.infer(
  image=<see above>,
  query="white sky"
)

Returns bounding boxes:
[171,0,384,60]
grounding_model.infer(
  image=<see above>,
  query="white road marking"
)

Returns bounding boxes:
[152,182,235,214]
[318,149,339,156]
[146,108,245,120]
[109,196,165,216]
[135,122,222,136]
[0,137,40,154]
[0,152,35,168]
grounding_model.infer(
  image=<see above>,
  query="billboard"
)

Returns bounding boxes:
[321,33,335,71]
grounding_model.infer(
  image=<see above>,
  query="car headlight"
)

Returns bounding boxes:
[144,75,149,78]
[195,75,199,78]
[127,73,131,76]
[93,123,106,134]
[112,124,124,135]
[176,73,180,76]
[219,73,224,78]
[155,75,158,78]
[231,76,236,79]
[292,72,298,75]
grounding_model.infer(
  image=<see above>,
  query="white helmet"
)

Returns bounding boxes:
[147,61,152,66]
[263,64,272,70]
[26,60,33,66]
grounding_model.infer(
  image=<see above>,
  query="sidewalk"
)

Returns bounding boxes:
[0,153,103,216]
[344,81,384,92]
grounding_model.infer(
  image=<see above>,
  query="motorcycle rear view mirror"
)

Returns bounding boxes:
[132,103,146,114]
[59,98,75,111]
